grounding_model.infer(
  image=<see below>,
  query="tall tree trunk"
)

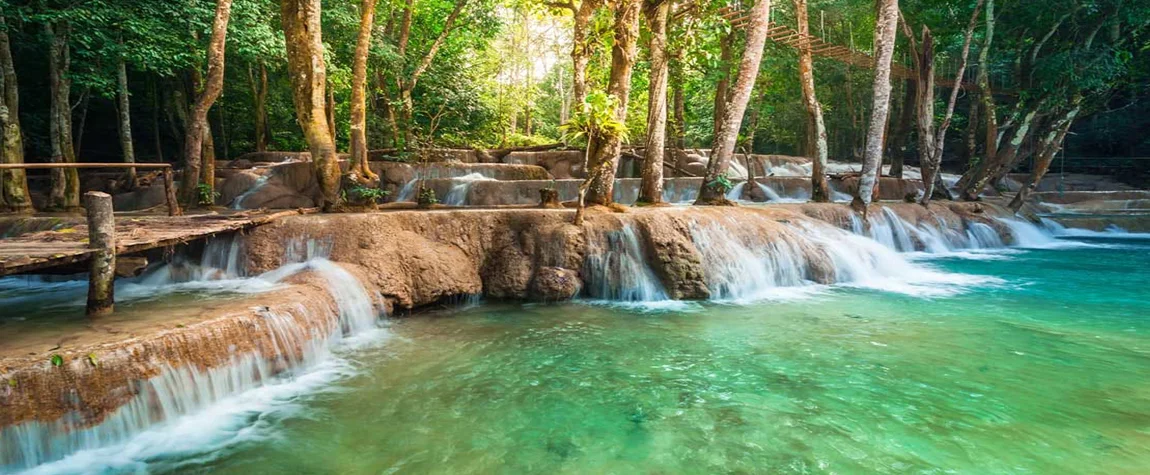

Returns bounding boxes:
[281,0,341,210]
[73,89,89,156]
[583,0,641,206]
[116,52,136,187]
[0,15,30,212]
[570,0,600,108]
[962,100,978,168]
[201,117,216,202]
[396,0,468,150]
[638,0,669,204]
[912,27,937,202]
[152,77,164,162]
[1009,103,1079,211]
[888,80,914,178]
[670,56,686,150]
[852,0,899,212]
[961,101,1041,200]
[795,0,829,202]
[712,30,735,142]
[956,0,996,198]
[46,22,80,211]
[248,63,269,152]
[695,0,772,205]
[180,0,233,206]
[349,0,379,180]
[921,0,983,204]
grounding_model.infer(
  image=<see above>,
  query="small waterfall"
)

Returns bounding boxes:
[231,175,269,210]
[583,225,669,301]
[441,173,496,206]
[136,234,247,286]
[396,178,420,202]
[966,223,1005,249]
[1,258,384,472]
[690,221,807,299]
[998,218,1062,248]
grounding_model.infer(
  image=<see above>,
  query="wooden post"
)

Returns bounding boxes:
[163,167,182,216]
[85,191,115,316]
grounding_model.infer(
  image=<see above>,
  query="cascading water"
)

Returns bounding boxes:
[1,253,384,473]
[441,173,496,206]
[582,225,669,301]
[689,220,808,300]
[231,175,269,210]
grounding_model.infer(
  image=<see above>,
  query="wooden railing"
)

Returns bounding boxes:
[0,162,182,216]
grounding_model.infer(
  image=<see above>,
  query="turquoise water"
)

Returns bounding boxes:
[22,236,1150,474]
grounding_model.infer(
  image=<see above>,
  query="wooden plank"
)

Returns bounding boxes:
[0,163,172,170]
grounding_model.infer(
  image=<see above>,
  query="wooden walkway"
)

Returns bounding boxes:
[0,209,313,277]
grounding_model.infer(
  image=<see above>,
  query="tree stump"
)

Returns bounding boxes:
[85,191,116,316]
[539,188,561,208]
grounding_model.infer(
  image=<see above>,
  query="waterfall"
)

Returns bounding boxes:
[583,225,669,301]
[441,173,496,206]
[396,178,420,202]
[231,175,269,210]
[690,221,807,300]
[1,257,385,473]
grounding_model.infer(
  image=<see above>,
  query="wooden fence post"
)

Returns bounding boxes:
[85,191,116,316]
[163,168,182,216]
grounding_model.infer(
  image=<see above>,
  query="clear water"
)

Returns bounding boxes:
[26,235,1150,474]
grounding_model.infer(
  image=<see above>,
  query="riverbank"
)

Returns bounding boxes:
[0,202,1038,470]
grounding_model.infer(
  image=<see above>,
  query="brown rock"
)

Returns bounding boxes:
[530,267,582,301]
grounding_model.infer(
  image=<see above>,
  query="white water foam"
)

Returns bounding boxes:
[582,225,669,302]
[441,173,496,206]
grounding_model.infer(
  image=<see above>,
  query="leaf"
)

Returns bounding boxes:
[50,354,64,367]
[87,353,98,367]
[7,379,16,388]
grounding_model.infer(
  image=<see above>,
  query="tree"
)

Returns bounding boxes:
[695,0,771,205]
[349,0,379,182]
[280,0,340,210]
[46,20,80,211]
[794,0,829,202]
[583,0,640,206]
[853,0,899,213]
[391,0,471,150]
[638,0,670,205]
[115,38,136,187]
[180,0,233,206]
[0,13,30,212]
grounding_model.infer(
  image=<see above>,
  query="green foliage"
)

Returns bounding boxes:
[560,92,629,145]
[706,173,734,194]
[349,185,389,202]
[417,186,439,206]
[196,183,219,206]
[86,353,98,367]
[50,354,63,368]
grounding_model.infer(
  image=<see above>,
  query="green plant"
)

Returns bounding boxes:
[349,185,390,203]
[8,379,16,388]
[706,174,735,194]
[86,353,99,367]
[50,354,64,367]
[559,92,630,145]
[196,183,220,206]
[418,187,439,206]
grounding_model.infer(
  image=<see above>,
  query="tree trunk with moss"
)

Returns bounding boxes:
[281,0,341,210]
[638,0,669,205]
[180,0,233,206]
[695,0,772,205]
[46,22,80,211]
[116,51,137,187]
[583,0,641,206]
[350,0,380,181]
[794,0,829,202]
[0,15,30,212]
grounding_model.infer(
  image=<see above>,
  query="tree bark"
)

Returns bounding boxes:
[201,117,216,202]
[1009,104,1079,211]
[921,0,983,204]
[853,0,899,212]
[0,15,30,212]
[695,0,772,205]
[281,0,341,210]
[794,0,830,202]
[961,101,1041,200]
[116,52,137,187]
[350,0,380,181]
[583,0,641,206]
[956,0,997,197]
[396,0,468,149]
[712,30,735,141]
[570,0,600,108]
[670,56,686,150]
[180,0,233,206]
[248,63,269,152]
[638,0,669,204]
[46,22,80,211]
